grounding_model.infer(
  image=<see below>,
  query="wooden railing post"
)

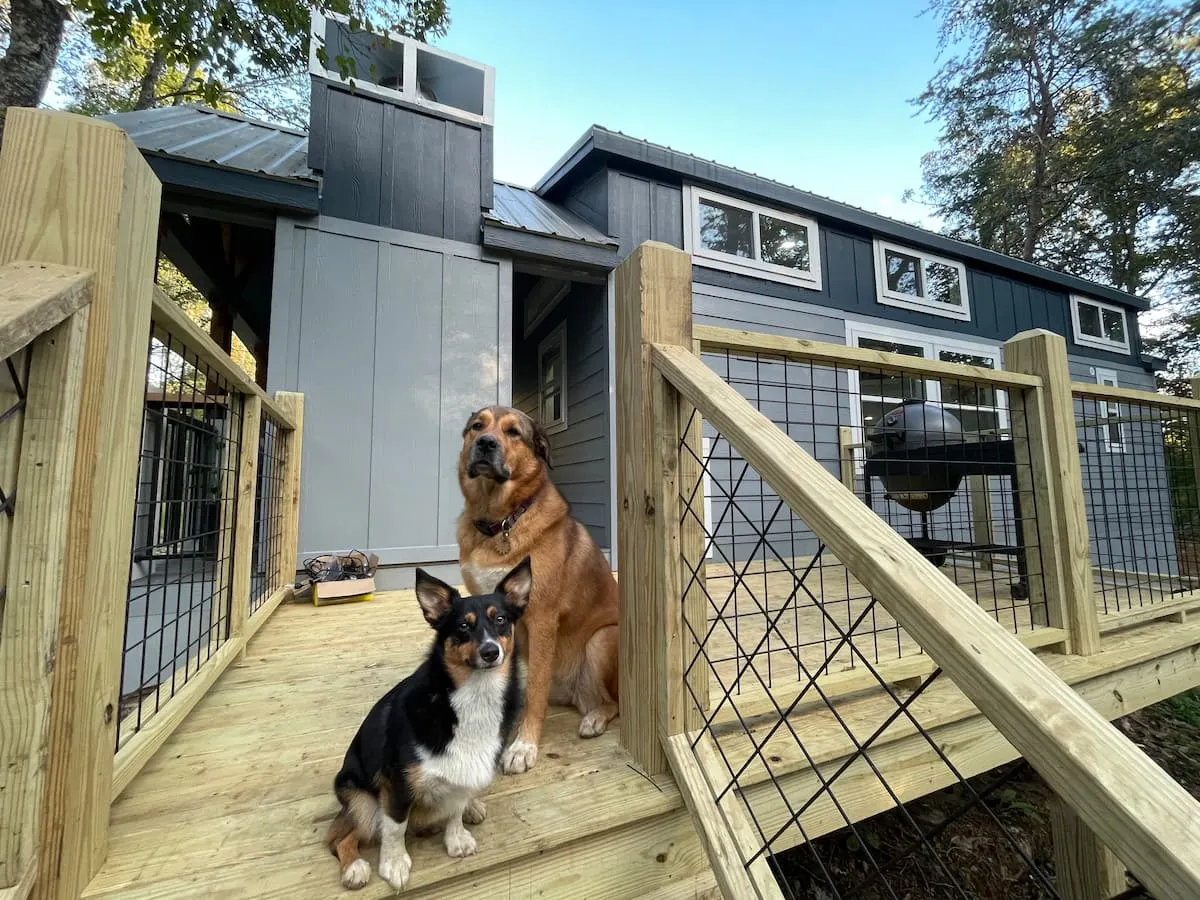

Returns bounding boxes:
[1004,329,1099,656]
[615,241,694,774]
[228,395,262,653]
[273,392,305,590]
[1049,796,1127,899]
[0,108,161,900]
[0,268,92,900]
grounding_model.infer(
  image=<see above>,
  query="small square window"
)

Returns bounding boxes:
[1071,295,1131,353]
[873,240,971,321]
[538,324,567,434]
[684,186,822,290]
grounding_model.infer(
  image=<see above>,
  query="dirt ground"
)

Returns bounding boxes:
[774,690,1200,899]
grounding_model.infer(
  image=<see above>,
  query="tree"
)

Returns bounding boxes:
[0,0,449,143]
[913,0,1200,387]
[0,0,69,135]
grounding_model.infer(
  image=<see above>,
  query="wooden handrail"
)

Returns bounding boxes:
[0,262,92,361]
[651,340,1200,899]
[695,324,1042,390]
[150,287,296,430]
[1072,379,1200,411]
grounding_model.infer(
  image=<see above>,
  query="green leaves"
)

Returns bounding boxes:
[915,0,1200,299]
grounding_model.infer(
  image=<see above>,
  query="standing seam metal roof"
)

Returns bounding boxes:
[101,105,315,182]
[486,181,615,246]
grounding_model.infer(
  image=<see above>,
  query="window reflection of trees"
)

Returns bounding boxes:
[699,200,753,258]
[759,215,810,270]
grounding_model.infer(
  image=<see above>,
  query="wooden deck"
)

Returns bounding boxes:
[85,591,718,900]
[83,560,1200,900]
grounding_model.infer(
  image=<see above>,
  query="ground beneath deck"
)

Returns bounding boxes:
[86,591,698,900]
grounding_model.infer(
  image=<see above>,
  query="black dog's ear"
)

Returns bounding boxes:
[531,419,553,469]
[496,556,533,613]
[414,568,458,625]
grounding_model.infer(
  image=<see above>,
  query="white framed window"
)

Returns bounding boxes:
[682,186,822,290]
[844,322,1007,469]
[872,239,971,322]
[538,323,567,434]
[1071,295,1130,353]
[1094,368,1126,452]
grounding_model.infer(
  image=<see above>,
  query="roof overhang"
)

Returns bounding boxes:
[482,218,618,271]
[143,152,320,217]
[536,127,1151,312]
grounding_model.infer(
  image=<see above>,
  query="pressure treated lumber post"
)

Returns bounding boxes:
[969,476,994,571]
[838,426,855,491]
[1049,796,1127,899]
[228,395,262,652]
[273,391,305,590]
[1004,329,1098,655]
[0,108,161,900]
[0,271,92,900]
[615,241,694,774]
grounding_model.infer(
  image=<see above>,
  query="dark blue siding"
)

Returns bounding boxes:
[600,166,1147,369]
[309,80,486,243]
[513,283,610,548]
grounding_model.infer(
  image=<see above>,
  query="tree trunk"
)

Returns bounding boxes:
[174,57,204,104]
[0,0,69,144]
[134,49,168,110]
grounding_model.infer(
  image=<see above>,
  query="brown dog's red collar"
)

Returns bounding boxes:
[473,497,534,538]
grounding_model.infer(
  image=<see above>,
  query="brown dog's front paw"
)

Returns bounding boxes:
[500,738,538,774]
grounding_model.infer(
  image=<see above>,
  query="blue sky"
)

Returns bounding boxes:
[435,0,948,228]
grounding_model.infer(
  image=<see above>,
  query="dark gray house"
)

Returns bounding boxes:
[104,13,1164,588]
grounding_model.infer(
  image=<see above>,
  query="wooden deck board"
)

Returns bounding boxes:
[86,591,691,900]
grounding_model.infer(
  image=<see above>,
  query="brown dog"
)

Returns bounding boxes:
[456,406,619,774]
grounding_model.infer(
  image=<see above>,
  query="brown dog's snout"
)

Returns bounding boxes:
[473,433,500,455]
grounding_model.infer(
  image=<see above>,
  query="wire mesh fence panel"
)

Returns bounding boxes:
[672,396,1143,899]
[250,413,287,614]
[1074,390,1200,617]
[117,331,242,751]
[0,348,30,634]
[697,346,1051,679]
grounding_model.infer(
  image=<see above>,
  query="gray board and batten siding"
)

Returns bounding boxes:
[512,280,612,550]
[267,215,512,585]
[307,78,493,243]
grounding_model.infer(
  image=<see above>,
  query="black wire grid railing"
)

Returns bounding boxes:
[250,413,287,614]
[117,331,242,750]
[0,348,30,627]
[1074,391,1200,616]
[698,348,1049,684]
[672,395,1142,899]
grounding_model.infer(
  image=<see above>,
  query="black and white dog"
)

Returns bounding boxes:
[324,559,530,891]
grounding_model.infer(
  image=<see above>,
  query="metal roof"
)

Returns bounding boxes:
[535,125,1150,311]
[486,181,616,247]
[102,105,315,183]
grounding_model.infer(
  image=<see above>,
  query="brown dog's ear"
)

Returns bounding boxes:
[462,409,483,438]
[414,568,457,625]
[496,556,533,613]
[531,419,553,469]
